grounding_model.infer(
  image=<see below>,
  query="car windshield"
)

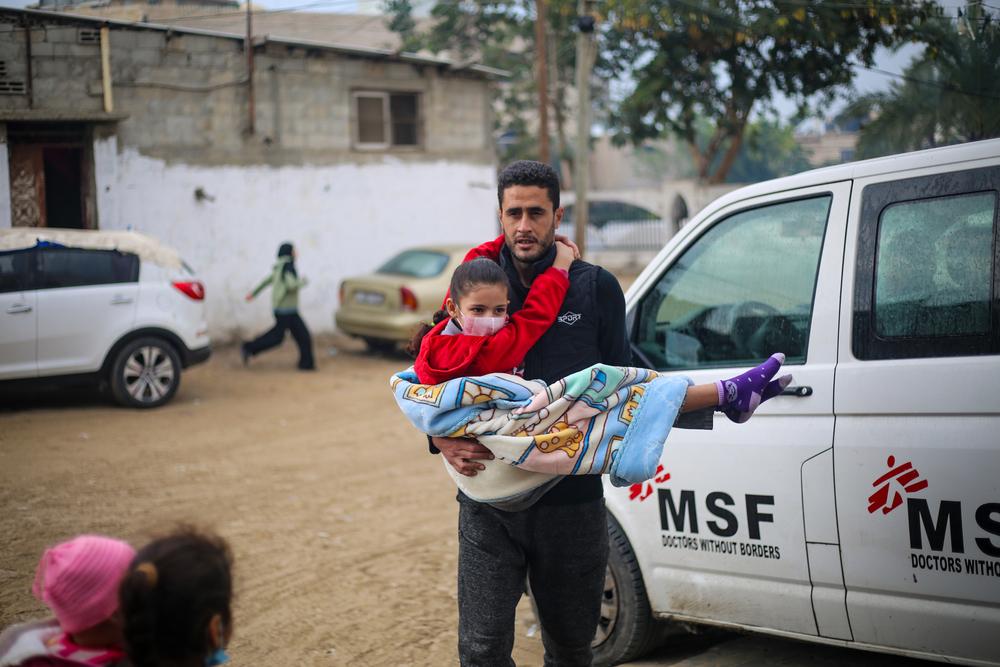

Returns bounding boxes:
[377,250,450,278]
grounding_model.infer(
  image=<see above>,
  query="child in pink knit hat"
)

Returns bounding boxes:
[0,535,135,667]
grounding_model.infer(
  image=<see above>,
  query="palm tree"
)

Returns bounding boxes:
[841,2,1000,158]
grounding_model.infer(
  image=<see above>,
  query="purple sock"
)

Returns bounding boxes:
[714,353,792,424]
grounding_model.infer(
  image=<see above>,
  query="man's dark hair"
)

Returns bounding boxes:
[497,160,560,210]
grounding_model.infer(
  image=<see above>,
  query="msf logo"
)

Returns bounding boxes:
[869,455,1000,558]
[868,455,929,515]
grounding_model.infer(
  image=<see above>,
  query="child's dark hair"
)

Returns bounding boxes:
[119,527,233,667]
[407,258,510,358]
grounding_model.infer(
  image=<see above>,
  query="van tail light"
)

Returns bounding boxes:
[400,286,418,311]
[172,280,205,301]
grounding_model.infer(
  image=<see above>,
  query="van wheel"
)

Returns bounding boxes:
[592,515,672,666]
[110,337,181,408]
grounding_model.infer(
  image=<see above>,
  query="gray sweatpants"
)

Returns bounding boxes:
[457,497,609,667]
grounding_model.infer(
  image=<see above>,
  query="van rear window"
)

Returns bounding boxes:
[875,192,994,338]
[853,165,999,361]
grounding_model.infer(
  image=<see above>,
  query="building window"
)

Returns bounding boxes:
[353,91,420,149]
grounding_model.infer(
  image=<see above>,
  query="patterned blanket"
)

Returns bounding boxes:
[390,364,691,505]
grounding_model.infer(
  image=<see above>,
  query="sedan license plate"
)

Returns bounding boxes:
[354,290,385,305]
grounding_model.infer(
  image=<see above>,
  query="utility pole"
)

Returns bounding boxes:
[573,0,595,256]
[245,0,255,135]
[534,0,550,164]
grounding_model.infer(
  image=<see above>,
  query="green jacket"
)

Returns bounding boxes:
[251,257,307,311]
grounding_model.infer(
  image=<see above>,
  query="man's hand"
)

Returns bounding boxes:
[431,436,494,476]
[244,292,254,302]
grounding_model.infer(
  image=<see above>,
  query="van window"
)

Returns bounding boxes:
[875,192,995,338]
[853,165,999,360]
[633,195,831,370]
[0,249,35,293]
[37,248,139,289]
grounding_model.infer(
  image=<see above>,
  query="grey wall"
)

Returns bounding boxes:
[0,18,495,167]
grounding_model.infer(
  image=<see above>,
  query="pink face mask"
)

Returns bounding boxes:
[460,315,508,337]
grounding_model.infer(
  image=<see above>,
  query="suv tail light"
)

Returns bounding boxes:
[172,280,205,301]
[400,286,418,311]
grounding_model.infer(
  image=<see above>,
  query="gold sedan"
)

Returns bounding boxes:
[335,245,471,353]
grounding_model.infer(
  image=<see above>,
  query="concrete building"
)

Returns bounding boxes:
[0,7,502,339]
[39,1,414,54]
[795,119,860,167]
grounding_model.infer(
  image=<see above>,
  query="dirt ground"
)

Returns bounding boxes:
[0,335,548,666]
[0,316,941,667]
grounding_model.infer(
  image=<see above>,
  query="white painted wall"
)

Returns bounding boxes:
[0,130,10,229]
[93,134,119,231]
[101,148,498,341]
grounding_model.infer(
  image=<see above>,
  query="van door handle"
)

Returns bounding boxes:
[781,385,813,397]
[6,304,32,314]
[110,296,134,305]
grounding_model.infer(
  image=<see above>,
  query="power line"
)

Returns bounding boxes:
[855,63,1000,101]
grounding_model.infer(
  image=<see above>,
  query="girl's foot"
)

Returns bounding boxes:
[715,353,792,424]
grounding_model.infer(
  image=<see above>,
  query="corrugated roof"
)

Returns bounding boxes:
[0,6,507,77]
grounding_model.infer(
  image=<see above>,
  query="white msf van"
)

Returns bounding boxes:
[594,139,1000,666]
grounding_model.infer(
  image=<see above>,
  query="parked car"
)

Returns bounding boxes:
[0,229,211,408]
[335,245,470,352]
[593,138,1000,666]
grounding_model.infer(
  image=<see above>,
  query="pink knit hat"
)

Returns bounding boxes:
[32,535,136,634]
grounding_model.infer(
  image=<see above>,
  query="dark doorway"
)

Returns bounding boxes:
[7,122,94,229]
[43,147,84,229]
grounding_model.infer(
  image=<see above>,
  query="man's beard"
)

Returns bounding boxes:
[506,226,556,265]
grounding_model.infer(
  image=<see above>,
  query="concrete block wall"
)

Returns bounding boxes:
[0,25,104,112]
[0,13,501,340]
[0,17,495,168]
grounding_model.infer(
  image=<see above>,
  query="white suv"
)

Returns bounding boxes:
[595,138,1000,666]
[0,229,211,408]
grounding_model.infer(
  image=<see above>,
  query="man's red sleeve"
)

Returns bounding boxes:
[470,267,569,375]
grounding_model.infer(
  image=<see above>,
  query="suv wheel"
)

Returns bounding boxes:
[110,337,182,408]
[592,515,672,666]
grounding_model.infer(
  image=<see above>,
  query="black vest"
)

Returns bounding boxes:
[500,244,603,384]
